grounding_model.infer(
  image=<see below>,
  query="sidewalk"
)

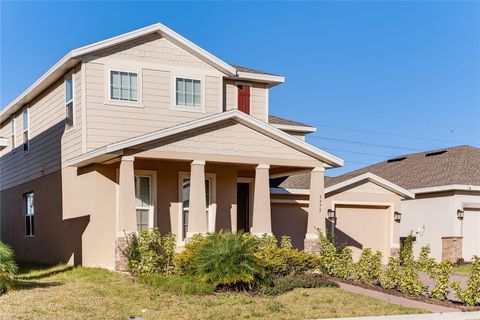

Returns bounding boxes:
[336,282,459,313]
[318,311,480,320]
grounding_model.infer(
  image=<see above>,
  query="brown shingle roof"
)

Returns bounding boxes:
[230,64,280,76]
[274,145,480,190]
[268,115,313,128]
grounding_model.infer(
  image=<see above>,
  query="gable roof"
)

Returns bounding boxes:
[275,145,480,192]
[0,23,284,123]
[66,110,343,168]
[268,115,316,133]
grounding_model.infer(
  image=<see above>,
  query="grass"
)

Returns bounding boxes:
[452,264,473,275]
[0,263,425,320]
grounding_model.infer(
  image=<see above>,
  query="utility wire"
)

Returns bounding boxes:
[309,135,422,151]
[318,146,394,158]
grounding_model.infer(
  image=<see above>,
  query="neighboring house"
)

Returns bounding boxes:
[0,23,345,270]
[277,145,480,262]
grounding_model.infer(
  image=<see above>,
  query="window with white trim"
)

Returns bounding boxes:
[11,117,15,149]
[135,176,153,233]
[175,78,201,107]
[25,192,35,236]
[65,75,74,128]
[181,178,211,240]
[22,109,29,152]
[110,71,138,102]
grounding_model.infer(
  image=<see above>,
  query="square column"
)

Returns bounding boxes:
[305,166,325,253]
[116,156,136,271]
[186,160,207,238]
[251,164,272,235]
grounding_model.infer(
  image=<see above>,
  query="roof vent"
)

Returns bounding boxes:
[425,150,447,157]
[387,157,407,163]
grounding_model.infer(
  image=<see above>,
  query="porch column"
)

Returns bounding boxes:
[251,164,272,235]
[305,166,325,253]
[116,156,136,271]
[187,160,207,238]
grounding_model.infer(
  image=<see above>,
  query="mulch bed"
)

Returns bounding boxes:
[323,275,480,312]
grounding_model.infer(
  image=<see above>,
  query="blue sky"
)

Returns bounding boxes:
[1,1,479,175]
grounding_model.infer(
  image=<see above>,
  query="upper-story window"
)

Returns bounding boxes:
[22,109,29,152]
[175,78,201,108]
[65,75,74,128]
[11,117,15,149]
[110,71,138,102]
[25,192,35,236]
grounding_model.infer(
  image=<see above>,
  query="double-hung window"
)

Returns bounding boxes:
[25,192,35,236]
[175,78,201,108]
[135,176,152,233]
[22,110,29,152]
[11,118,15,149]
[181,177,211,240]
[110,71,138,102]
[65,75,74,128]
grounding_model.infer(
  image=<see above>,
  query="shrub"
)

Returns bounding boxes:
[380,257,401,290]
[123,229,176,275]
[0,242,17,294]
[174,234,211,275]
[452,255,480,306]
[139,274,215,295]
[397,263,426,296]
[417,246,436,273]
[186,232,265,290]
[260,273,338,295]
[335,247,354,280]
[257,235,320,277]
[354,248,382,286]
[429,260,452,300]
[318,232,339,275]
[400,235,415,266]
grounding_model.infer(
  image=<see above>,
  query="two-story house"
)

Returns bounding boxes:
[0,23,345,270]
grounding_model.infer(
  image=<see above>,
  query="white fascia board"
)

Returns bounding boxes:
[325,172,415,199]
[270,187,310,195]
[0,137,8,148]
[410,184,480,194]
[272,124,317,133]
[236,71,285,84]
[67,110,344,168]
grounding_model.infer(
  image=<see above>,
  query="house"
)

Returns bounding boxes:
[0,23,348,270]
[277,145,480,262]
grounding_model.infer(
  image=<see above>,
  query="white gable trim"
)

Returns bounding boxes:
[325,173,414,199]
[272,124,317,133]
[66,110,343,168]
[410,184,480,194]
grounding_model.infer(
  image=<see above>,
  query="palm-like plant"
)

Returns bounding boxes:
[191,232,264,290]
[0,242,18,293]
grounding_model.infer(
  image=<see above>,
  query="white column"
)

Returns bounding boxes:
[117,156,137,235]
[306,166,325,239]
[251,164,272,235]
[187,160,207,238]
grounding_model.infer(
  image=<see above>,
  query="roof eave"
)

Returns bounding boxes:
[272,124,317,133]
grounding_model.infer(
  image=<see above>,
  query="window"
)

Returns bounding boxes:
[22,109,29,152]
[10,118,15,148]
[25,192,34,236]
[175,78,201,107]
[65,76,74,128]
[110,71,138,102]
[181,178,211,240]
[135,176,152,233]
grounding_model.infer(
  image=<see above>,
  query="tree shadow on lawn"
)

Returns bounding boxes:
[11,262,73,291]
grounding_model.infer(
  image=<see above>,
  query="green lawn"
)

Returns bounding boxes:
[452,264,473,275]
[0,263,424,320]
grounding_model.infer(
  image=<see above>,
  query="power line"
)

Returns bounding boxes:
[309,135,422,151]
[319,146,394,158]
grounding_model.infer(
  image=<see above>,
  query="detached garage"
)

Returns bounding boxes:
[271,172,414,263]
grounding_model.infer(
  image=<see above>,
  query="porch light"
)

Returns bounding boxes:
[394,211,402,223]
[327,209,336,221]
[457,209,464,220]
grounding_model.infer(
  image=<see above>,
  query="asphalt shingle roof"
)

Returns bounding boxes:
[268,115,313,128]
[230,64,280,76]
[274,145,480,190]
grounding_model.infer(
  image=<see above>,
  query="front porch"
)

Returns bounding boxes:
[114,156,327,270]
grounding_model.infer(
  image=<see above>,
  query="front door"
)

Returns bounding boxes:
[237,182,250,232]
[237,85,250,114]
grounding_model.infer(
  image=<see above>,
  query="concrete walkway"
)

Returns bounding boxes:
[336,282,459,313]
[318,311,480,320]
[419,272,468,302]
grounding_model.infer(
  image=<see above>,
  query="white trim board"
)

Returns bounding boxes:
[410,184,480,194]
[272,124,317,133]
[66,109,344,168]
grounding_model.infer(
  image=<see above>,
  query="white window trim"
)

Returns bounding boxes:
[177,171,216,245]
[104,67,143,108]
[134,170,157,233]
[22,108,29,153]
[171,75,206,113]
[24,192,35,237]
[10,117,15,150]
[65,71,75,130]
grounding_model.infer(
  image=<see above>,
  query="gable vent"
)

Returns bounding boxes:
[425,150,447,157]
[387,157,407,163]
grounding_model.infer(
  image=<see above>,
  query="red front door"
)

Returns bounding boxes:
[238,85,250,114]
